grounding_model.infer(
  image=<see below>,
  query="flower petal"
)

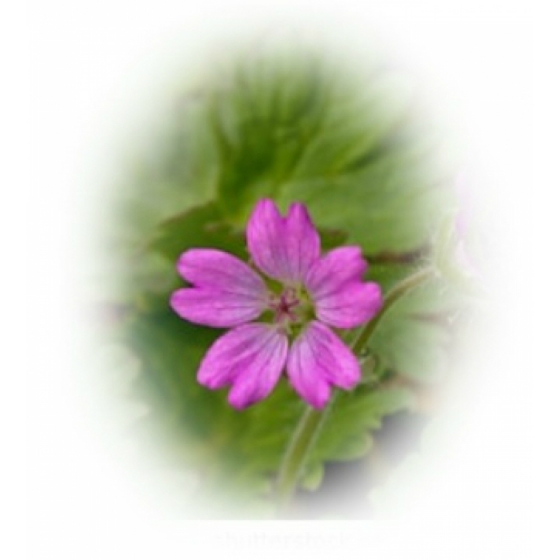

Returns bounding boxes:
[177,248,267,297]
[284,202,321,282]
[196,324,288,409]
[314,281,383,329]
[246,199,320,283]
[305,246,368,298]
[246,199,290,281]
[170,287,266,328]
[287,321,361,408]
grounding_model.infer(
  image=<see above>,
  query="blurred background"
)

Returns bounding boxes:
[86,36,481,518]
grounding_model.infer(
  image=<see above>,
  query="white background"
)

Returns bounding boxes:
[9,0,556,558]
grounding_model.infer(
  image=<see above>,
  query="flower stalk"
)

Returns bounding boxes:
[274,402,332,514]
[274,265,436,515]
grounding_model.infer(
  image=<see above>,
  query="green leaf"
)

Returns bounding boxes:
[362,272,466,384]
[372,317,449,383]
[307,388,414,469]
[209,55,332,217]
[148,202,247,262]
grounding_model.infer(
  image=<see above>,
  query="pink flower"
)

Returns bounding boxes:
[170,199,383,410]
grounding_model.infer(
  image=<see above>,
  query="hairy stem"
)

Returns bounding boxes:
[274,401,333,515]
[274,265,436,515]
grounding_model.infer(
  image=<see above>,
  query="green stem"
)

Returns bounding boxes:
[274,265,436,515]
[274,401,333,515]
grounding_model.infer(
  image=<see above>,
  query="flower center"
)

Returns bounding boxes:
[273,288,299,321]
[268,286,314,329]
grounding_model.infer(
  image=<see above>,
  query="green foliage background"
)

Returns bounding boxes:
[96,46,470,518]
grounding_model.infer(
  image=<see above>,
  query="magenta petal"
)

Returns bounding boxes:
[246,199,291,281]
[170,287,266,328]
[171,249,269,327]
[197,324,288,409]
[246,199,320,283]
[177,248,267,296]
[315,281,382,329]
[305,246,368,298]
[287,321,361,408]
[284,202,321,282]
